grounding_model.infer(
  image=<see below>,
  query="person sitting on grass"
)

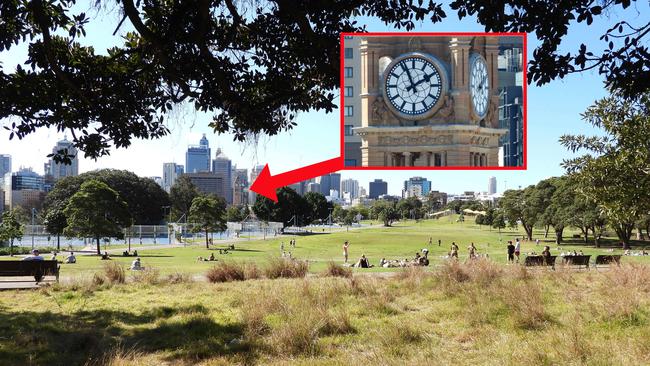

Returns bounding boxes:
[379,258,387,267]
[101,251,111,260]
[133,250,138,257]
[209,252,215,261]
[22,249,44,261]
[50,251,58,261]
[356,254,371,268]
[65,252,76,264]
[123,251,129,256]
[130,257,144,270]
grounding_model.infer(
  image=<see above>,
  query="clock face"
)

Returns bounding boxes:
[384,55,444,118]
[469,53,489,119]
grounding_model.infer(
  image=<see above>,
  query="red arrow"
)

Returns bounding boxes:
[249,157,344,202]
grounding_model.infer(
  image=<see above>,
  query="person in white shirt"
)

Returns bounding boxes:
[514,239,521,263]
[130,257,144,270]
[65,252,77,264]
[22,249,44,261]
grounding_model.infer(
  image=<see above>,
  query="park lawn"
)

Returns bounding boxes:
[1,261,650,365]
[3,216,649,278]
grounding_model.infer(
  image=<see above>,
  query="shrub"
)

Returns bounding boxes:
[500,282,548,329]
[0,246,57,256]
[102,262,125,284]
[324,261,352,278]
[264,258,308,279]
[206,262,246,283]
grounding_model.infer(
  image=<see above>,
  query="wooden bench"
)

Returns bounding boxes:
[561,255,591,269]
[594,255,621,267]
[524,255,556,269]
[0,260,60,283]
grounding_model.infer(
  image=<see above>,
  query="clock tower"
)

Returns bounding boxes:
[355,35,508,167]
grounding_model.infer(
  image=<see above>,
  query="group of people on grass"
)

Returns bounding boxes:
[343,240,431,268]
[24,249,77,264]
[279,239,297,259]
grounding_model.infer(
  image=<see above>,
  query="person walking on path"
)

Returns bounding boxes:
[438,239,441,247]
[450,242,459,259]
[507,241,515,263]
[343,241,350,263]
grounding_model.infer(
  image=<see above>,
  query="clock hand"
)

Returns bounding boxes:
[403,64,416,92]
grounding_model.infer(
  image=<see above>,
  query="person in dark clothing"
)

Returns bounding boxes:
[507,241,515,263]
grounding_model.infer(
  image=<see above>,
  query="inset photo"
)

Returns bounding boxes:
[341,33,526,169]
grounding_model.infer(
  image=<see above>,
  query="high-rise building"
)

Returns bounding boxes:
[232,168,249,206]
[248,165,265,203]
[212,148,232,204]
[185,134,211,173]
[317,173,341,197]
[0,154,11,184]
[343,36,363,166]
[306,182,321,193]
[4,168,46,211]
[184,173,225,199]
[488,176,497,194]
[162,163,184,192]
[45,137,79,180]
[368,179,387,199]
[403,177,431,198]
[498,37,524,167]
[340,178,359,200]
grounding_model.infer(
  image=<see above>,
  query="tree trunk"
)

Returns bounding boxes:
[614,223,634,249]
[57,234,60,251]
[554,227,564,245]
[205,228,210,248]
[579,227,589,243]
[544,225,549,238]
[96,236,101,255]
[10,238,14,257]
[524,224,533,241]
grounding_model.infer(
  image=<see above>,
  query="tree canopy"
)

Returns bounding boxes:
[63,179,131,254]
[169,175,200,222]
[188,194,227,248]
[561,91,650,247]
[2,1,647,159]
[44,169,169,225]
[0,209,24,254]
[252,187,308,227]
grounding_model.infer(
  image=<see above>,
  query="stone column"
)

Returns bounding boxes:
[426,152,432,167]
[403,152,412,167]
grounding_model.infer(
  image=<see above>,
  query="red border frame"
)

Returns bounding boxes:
[339,32,527,171]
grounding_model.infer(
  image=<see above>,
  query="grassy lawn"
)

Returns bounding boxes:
[1,262,649,365]
[3,216,649,277]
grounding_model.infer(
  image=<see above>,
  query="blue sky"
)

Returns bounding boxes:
[1,3,648,196]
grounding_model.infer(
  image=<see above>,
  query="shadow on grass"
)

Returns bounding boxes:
[0,303,252,365]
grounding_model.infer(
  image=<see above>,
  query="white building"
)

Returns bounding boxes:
[340,178,359,200]
[45,137,78,180]
[488,176,497,195]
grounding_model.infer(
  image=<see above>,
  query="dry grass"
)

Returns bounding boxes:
[264,257,309,279]
[130,267,161,285]
[206,262,247,283]
[101,261,125,284]
[165,272,193,284]
[323,261,353,278]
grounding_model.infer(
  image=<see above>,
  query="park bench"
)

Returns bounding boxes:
[561,255,591,269]
[524,255,556,269]
[594,255,621,268]
[0,260,60,283]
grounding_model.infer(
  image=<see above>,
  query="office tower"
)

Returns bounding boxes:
[403,177,431,198]
[488,176,497,194]
[498,37,524,167]
[162,163,184,192]
[185,134,211,173]
[368,179,388,199]
[212,148,232,204]
[232,168,249,206]
[343,36,363,166]
[45,137,79,180]
[4,168,46,211]
[0,154,11,184]
[340,178,359,200]
[184,173,225,199]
